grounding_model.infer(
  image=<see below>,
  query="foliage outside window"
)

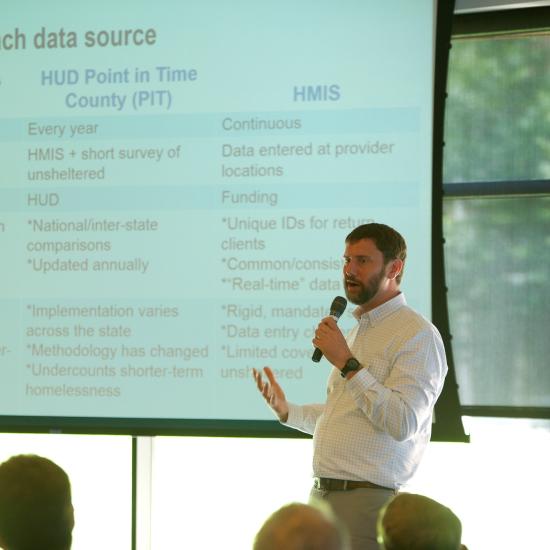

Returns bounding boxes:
[443,29,550,411]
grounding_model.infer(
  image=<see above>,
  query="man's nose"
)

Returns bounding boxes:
[344,263,355,276]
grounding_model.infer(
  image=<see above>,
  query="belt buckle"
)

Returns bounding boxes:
[314,477,350,491]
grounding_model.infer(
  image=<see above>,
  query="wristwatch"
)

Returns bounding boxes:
[340,357,361,378]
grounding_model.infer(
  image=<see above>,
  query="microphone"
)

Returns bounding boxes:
[312,296,347,362]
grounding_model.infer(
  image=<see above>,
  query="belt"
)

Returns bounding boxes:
[313,477,391,492]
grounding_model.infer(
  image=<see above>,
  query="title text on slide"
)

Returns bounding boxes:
[0,27,157,50]
[34,65,197,112]
[40,66,198,86]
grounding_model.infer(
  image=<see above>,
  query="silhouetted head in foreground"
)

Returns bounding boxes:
[254,501,350,550]
[377,493,467,550]
[0,454,74,550]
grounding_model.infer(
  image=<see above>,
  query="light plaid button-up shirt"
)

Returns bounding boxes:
[285,293,448,490]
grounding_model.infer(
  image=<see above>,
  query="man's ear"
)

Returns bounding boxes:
[67,503,75,530]
[386,259,403,281]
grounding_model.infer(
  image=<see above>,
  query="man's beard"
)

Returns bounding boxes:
[343,266,385,306]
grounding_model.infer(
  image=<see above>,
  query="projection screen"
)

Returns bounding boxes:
[0,0,446,434]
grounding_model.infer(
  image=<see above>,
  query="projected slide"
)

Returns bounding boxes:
[0,1,434,424]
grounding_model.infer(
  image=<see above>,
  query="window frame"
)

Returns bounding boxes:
[442,6,550,420]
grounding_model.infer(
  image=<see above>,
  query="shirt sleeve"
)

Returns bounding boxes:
[346,326,448,442]
[283,402,325,435]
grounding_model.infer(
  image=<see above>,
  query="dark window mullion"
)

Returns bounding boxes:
[443,180,550,197]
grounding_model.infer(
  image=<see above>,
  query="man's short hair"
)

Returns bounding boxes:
[346,223,407,283]
[377,493,463,550]
[0,454,74,550]
[254,501,350,550]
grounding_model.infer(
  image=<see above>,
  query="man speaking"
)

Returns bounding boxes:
[253,223,448,550]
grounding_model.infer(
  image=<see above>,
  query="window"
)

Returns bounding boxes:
[443,12,550,413]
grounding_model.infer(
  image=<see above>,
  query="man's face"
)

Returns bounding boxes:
[342,238,388,306]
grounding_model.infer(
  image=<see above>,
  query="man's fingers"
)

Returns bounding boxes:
[254,369,269,390]
[253,368,264,391]
[322,316,337,328]
[253,366,282,408]
[263,367,277,386]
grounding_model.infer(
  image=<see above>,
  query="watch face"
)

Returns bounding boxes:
[345,358,360,371]
[341,358,361,377]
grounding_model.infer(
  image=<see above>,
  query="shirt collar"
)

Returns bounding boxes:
[352,292,406,326]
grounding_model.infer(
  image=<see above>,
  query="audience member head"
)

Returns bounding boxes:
[254,501,350,550]
[0,454,74,550]
[377,493,467,550]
